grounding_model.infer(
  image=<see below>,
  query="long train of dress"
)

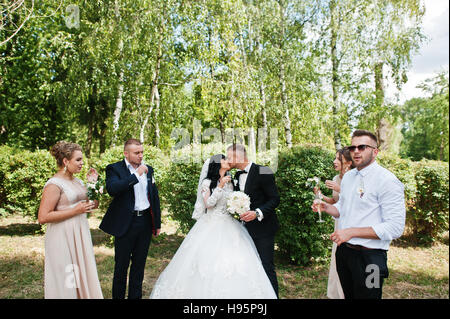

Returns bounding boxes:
[150,182,276,299]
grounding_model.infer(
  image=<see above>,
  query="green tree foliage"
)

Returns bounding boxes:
[399,71,449,162]
[0,1,77,149]
[1,0,430,154]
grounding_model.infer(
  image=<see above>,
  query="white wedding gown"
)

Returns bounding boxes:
[150,180,277,299]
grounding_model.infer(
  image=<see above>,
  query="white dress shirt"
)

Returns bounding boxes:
[238,162,264,221]
[125,158,151,211]
[334,161,405,250]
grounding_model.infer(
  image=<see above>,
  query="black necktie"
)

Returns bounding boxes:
[234,170,247,191]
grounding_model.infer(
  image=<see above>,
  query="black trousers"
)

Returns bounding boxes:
[335,244,389,299]
[112,212,152,299]
[252,235,279,298]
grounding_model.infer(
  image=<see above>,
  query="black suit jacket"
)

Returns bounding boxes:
[242,163,280,239]
[99,160,161,238]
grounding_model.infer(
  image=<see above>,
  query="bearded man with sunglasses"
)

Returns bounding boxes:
[312,129,405,299]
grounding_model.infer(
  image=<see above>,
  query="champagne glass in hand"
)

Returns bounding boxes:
[313,190,325,223]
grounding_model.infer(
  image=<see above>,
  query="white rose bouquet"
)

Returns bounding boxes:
[226,191,251,221]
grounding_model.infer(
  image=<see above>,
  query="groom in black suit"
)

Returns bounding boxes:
[227,144,280,297]
[100,138,161,299]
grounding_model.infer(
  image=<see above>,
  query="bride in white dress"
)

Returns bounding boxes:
[150,154,277,299]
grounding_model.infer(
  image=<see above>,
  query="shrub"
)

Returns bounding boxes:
[410,159,449,244]
[1,143,447,249]
[0,146,56,219]
[377,152,417,206]
[275,146,336,265]
[0,146,13,217]
[0,144,168,221]
[377,152,449,245]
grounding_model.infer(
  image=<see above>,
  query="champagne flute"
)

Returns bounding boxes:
[313,190,325,223]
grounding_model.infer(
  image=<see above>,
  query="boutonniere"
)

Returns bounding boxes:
[357,187,364,198]
[357,177,365,198]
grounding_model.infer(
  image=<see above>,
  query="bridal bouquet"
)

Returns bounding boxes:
[86,168,104,201]
[227,191,251,221]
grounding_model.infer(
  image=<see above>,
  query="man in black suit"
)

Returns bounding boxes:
[99,138,161,299]
[226,144,280,297]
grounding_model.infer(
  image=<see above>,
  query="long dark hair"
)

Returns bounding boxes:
[205,154,225,193]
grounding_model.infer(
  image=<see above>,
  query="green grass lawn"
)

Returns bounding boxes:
[0,212,448,299]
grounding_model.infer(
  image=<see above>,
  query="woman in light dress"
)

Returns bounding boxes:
[150,154,276,299]
[314,148,353,299]
[38,141,103,299]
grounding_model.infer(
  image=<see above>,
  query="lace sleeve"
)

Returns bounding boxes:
[202,180,224,209]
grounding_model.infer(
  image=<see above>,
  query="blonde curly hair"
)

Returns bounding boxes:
[50,141,82,168]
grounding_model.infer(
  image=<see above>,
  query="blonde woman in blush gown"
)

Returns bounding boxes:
[314,148,353,299]
[38,141,103,299]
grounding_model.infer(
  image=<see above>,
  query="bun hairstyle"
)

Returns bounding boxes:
[50,141,82,168]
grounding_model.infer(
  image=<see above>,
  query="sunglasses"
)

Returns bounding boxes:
[347,144,377,152]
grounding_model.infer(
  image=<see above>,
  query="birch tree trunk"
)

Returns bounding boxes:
[260,83,268,130]
[248,127,257,163]
[112,70,124,146]
[330,0,342,150]
[153,86,160,147]
[278,0,292,148]
[85,83,97,158]
[112,0,124,146]
[140,25,163,143]
[375,62,390,150]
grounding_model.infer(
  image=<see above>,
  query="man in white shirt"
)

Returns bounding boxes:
[313,130,405,299]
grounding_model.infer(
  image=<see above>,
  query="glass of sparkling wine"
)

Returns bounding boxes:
[314,191,325,223]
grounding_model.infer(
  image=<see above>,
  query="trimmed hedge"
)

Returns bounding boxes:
[0,146,59,219]
[0,144,448,254]
[377,153,449,245]
[275,146,336,265]
[411,159,449,244]
[0,144,169,219]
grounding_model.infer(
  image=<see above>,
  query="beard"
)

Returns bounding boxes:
[355,151,375,169]
[128,158,142,168]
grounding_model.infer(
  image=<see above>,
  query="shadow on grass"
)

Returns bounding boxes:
[90,228,112,247]
[0,253,44,299]
[391,232,449,248]
[384,268,449,299]
[0,223,42,236]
